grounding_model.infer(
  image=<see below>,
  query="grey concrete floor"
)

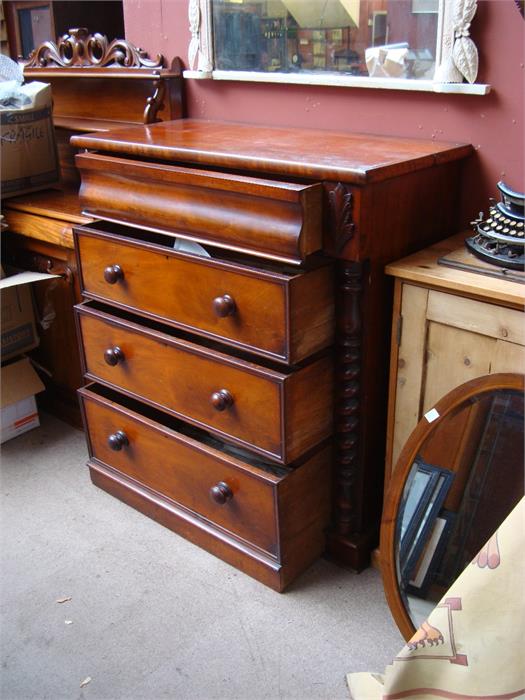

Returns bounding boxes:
[0,413,403,700]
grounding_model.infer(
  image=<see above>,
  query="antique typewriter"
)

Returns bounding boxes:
[466,181,525,271]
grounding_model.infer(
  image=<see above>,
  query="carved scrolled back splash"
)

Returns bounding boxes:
[25,27,164,70]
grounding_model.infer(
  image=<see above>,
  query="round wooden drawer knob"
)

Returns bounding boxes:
[107,430,129,451]
[210,389,234,411]
[104,346,125,366]
[213,294,236,317]
[209,481,233,505]
[104,264,124,284]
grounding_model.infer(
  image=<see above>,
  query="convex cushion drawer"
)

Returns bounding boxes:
[74,221,334,364]
[79,384,331,591]
[75,152,323,264]
[76,301,334,464]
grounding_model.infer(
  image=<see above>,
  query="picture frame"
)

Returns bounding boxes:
[398,458,454,585]
[406,510,455,598]
[398,459,439,561]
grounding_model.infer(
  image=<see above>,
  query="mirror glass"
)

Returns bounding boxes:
[212,0,439,80]
[395,385,524,629]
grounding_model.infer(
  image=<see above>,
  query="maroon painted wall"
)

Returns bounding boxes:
[124,0,524,226]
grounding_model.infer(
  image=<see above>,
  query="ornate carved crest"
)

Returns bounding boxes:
[328,182,355,253]
[25,27,164,70]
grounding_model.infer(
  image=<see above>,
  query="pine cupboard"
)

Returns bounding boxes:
[385,233,525,491]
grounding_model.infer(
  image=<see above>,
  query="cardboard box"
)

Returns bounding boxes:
[1,357,45,443]
[1,81,59,198]
[1,269,60,361]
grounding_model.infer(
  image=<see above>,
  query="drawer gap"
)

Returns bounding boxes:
[76,219,328,275]
[81,299,302,373]
[85,382,291,477]
[86,149,317,187]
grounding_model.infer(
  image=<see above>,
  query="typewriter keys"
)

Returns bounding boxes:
[466,181,525,270]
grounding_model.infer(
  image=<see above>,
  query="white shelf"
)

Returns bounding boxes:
[183,69,491,95]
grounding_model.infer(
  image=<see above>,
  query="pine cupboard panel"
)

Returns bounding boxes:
[423,323,494,413]
[389,283,429,473]
[426,290,525,346]
[491,341,525,374]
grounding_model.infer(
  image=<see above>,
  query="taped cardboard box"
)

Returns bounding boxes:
[1,80,60,198]
[1,268,60,361]
[1,357,45,443]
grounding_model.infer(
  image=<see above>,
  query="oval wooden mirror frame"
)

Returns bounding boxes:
[380,372,525,641]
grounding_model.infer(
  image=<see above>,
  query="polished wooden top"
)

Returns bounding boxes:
[4,189,91,224]
[70,119,472,185]
[386,232,525,308]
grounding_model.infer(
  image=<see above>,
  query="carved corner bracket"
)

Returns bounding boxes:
[328,182,356,254]
[144,80,166,124]
[25,27,164,70]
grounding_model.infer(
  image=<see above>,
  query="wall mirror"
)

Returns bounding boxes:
[186,0,490,94]
[381,373,524,640]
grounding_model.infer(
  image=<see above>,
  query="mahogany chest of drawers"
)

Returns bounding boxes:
[71,119,471,590]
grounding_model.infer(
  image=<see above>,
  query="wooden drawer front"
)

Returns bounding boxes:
[76,152,322,264]
[3,209,75,249]
[75,226,334,364]
[79,387,280,555]
[76,304,333,463]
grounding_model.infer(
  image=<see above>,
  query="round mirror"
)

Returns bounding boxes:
[380,373,524,640]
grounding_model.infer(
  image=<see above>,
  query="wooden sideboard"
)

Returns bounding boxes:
[70,119,472,587]
[1,29,183,426]
[384,232,525,493]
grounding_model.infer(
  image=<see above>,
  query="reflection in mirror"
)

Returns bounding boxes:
[211,0,439,79]
[381,374,525,640]
[398,385,524,628]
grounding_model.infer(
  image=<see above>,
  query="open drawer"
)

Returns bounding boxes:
[75,151,323,264]
[79,383,332,591]
[75,300,334,464]
[74,220,334,364]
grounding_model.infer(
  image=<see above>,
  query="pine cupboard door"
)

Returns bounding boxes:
[386,282,525,483]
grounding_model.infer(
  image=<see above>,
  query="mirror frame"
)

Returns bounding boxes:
[380,372,525,641]
[185,0,490,95]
